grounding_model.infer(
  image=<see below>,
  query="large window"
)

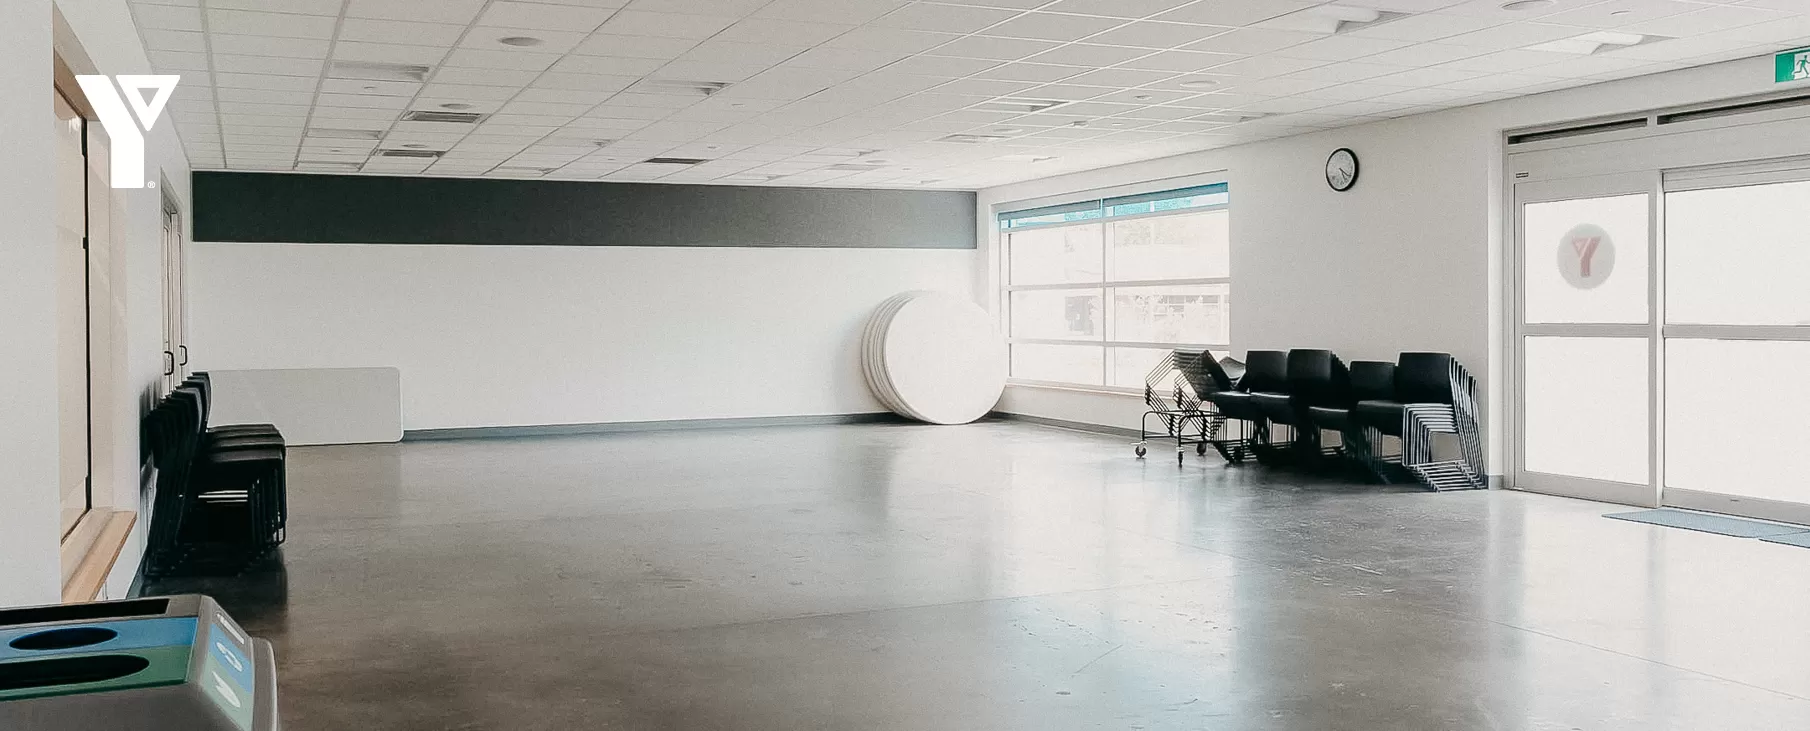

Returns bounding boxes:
[1000,183,1230,389]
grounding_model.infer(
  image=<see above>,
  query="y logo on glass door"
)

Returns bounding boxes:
[72,75,179,189]
[1558,223,1614,289]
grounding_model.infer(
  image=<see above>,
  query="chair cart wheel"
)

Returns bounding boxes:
[1135,444,1147,458]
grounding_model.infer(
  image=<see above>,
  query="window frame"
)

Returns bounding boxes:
[997,181,1231,393]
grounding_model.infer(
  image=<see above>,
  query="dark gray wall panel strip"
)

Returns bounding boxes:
[192,172,978,249]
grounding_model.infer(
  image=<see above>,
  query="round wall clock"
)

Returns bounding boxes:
[1325,148,1359,192]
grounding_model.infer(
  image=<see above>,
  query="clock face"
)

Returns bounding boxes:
[1326,148,1358,191]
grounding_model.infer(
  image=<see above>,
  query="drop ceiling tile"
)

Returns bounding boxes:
[206,0,345,14]
[215,73,320,92]
[1181,27,1318,55]
[971,62,1089,82]
[478,1,619,31]
[1285,60,1413,82]
[542,55,661,76]
[1008,83,1117,101]
[1437,72,1562,92]
[1357,41,1487,67]
[1628,4,1792,36]
[1116,49,1243,72]
[871,3,1019,32]
[754,0,909,24]
[1439,22,1589,50]
[714,18,857,45]
[346,0,486,24]
[207,9,338,39]
[148,50,209,71]
[1155,0,1318,26]
[595,10,741,38]
[1295,81,1413,101]
[1274,34,1415,60]
[412,97,505,113]
[332,42,452,65]
[320,78,421,96]
[654,60,766,82]
[217,87,318,105]
[1365,65,1487,86]
[1227,77,1334,95]
[1228,95,1332,113]
[430,68,544,86]
[214,54,326,77]
[1203,54,1325,78]
[679,40,810,66]
[1437,48,1577,72]
[443,48,563,71]
[317,92,413,109]
[573,34,701,59]
[133,4,205,32]
[1089,88,1198,104]
[309,105,400,119]
[1085,21,1225,48]
[928,35,1062,60]
[1023,43,1154,67]
[208,34,332,59]
[532,72,640,91]
[142,29,207,53]
[783,46,915,72]
[983,12,1125,41]
[1059,66,1178,88]
[1343,11,1499,42]
[462,27,590,54]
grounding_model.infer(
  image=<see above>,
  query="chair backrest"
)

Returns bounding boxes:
[1396,352,1454,404]
[1217,356,1246,391]
[1241,350,1288,393]
[1286,349,1350,407]
[1349,361,1397,402]
[1171,349,1216,397]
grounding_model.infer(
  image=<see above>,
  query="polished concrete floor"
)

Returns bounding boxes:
[151,421,1810,730]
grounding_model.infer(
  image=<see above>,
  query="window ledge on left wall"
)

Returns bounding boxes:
[61,511,137,603]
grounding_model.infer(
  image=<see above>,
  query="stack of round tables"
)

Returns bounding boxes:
[862,291,1007,425]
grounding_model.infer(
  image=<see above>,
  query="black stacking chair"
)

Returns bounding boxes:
[1214,350,1290,463]
[1251,349,1346,463]
[1189,353,1256,463]
[1353,352,1485,491]
[143,387,288,577]
[1318,361,1407,481]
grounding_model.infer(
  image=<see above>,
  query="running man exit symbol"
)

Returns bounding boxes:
[1558,223,1614,290]
[1777,49,1810,83]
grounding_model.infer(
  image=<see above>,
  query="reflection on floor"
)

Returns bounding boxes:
[149,421,1810,730]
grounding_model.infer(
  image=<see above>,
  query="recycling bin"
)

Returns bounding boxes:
[0,594,278,730]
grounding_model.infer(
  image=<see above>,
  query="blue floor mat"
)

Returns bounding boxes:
[1604,508,1810,539]
[1760,532,1810,549]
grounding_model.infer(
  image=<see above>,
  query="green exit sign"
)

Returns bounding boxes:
[1779,48,1810,83]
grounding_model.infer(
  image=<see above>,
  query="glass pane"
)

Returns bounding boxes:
[1107,210,1228,282]
[1666,180,1810,326]
[1108,284,1229,345]
[1108,347,1225,389]
[1007,224,1103,286]
[1009,289,1102,341]
[1012,343,1104,385]
[1522,336,1648,484]
[56,94,88,535]
[1666,339,1810,504]
[1522,193,1649,324]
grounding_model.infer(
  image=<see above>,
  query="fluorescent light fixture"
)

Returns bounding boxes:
[327,61,430,83]
[498,36,544,47]
[937,133,1010,144]
[972,98,1067,114]
[994,154,1058,163]
[1500,0,1555,11]
[1178,79,1220,89]
[1527,31,1655,55]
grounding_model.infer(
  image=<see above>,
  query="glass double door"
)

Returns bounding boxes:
[1514,163,1810,524]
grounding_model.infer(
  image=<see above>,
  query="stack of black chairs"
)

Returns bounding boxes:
[143,372,288,576]
[1141,348,1484,492]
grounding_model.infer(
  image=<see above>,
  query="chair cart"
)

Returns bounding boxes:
[1136,349,1249,465]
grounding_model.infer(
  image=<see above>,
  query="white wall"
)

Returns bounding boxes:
[981,54,1790,474]
[0,0,189,605]
[1,0,64,607]
[189,243,977,430]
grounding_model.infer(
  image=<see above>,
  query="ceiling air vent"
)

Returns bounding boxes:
[327,61,431,83]
[643,157,709,165]
[1507,117,1649,145]
[378,149,443,159]
[401,110,488,124]
[1658,93,1810,126]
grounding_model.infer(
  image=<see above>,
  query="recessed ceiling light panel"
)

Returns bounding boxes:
[498,36,544,47]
